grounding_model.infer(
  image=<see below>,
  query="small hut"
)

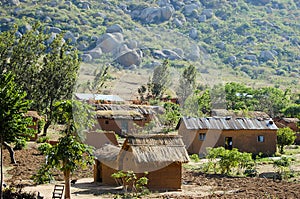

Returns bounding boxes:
[94,144,120,185]
[94,134,189,191]
[84,131,119,149]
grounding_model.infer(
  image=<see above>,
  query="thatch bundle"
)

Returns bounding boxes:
[94,144,120,169]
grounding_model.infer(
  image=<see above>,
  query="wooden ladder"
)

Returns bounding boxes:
[52,184,64,199]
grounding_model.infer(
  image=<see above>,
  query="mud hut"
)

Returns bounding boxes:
[84,131,119,149]
[94,134,189,191]
[177,117,278,156]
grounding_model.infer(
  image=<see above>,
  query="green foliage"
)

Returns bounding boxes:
[13,138,27,150]
[0,72,33,144]
[111,170,149,197]
[283,104,300,118]
[149,60,171,99]
[37,143,52,155]
[3,187,37,199]
[277,127,296,154]
[160,102,181,132]
[36,136,50,143]
[183,89,211,117]
[204,147,254,175]
[273,156,292,180]
[190,154,200,163]
[177,64,197,104]
[86,65,110,94]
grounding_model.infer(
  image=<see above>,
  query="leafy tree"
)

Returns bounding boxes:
[34,100,95,199]
[204,147,253,175]
[254,87,291,117]
[177,64,197,104]
[36,33,80,135]
[159,102,181,132]
[277,127,296,154]
[182,89,212,117]
[149,60,171,99]
[225,82,257,111]
[0,72,32,198]
[87,65,110,94]
[0,23,81,136]
[283,104,300,118]
[0,23,47,101]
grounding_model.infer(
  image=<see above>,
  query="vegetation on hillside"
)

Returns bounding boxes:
[0,0,299,91]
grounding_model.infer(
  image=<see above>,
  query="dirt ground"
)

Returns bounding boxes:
[3,147,300,198]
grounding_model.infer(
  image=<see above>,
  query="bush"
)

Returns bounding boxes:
[14,138,27,150]
[37,136,50,143]
[37,143,52,154]
[3,187,37,199]
[190,154,200,163]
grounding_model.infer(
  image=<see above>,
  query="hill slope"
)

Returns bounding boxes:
[0,0,299,93]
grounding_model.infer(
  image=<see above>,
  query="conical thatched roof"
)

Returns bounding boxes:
[121,134,190,164]
[94,144,120,169]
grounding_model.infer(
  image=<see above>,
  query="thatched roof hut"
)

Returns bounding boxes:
[94,144,120,170]
[119,134,189,173]
[94,134,190,190]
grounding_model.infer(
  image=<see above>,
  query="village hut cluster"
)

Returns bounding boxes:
[22,93,298,191]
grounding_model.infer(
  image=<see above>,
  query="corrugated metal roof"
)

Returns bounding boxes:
[181,117,278,130]
[74,93,125,102]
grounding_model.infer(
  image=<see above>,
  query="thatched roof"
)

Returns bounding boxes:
[96,110,144,120]
[24,111,42,120]
[96,104,157,115]
[121,134,190,164]
[94,144,120,169]
[211,109,270,119]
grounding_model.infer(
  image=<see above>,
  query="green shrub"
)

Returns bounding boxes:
[37,136,50,143]
[37,143,52,155]
[190,154,200,163]
[14,138,27,150]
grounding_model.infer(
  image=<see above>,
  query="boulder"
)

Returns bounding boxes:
[47,27,62,34]
[173,18,183,27]
[97,33,123,53]
[157,0,170,7]
[202,9,213,18]
[198,14,206,22]
[63,31,76,44]
[126,40,138,49]
[244,54,257,61]
[151,50,167,59]
[116,50,142,67]
[187,44,200,61]
[189,28,198,40]
[87,48,102,59]
[260,50,275,61]
[227,56,237,63]
[161,6,174,21]
[183,4,200,16]
[162,49,182,60]
[173,48,184,57]
[139,7,162,24]
[81,54,93,62]
[106,24,123,33]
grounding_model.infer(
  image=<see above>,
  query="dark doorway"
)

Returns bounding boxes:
[225,137,233,150]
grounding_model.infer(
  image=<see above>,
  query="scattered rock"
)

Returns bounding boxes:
[97,33,124,53]
[106,24,123,33]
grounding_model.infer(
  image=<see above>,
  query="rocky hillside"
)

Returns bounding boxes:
[0,0,299,87]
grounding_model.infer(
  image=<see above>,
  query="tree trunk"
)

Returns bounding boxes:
[1,136,4,199]
[64,169,71,199]
[3,142,16,164]
[43,120,51,136]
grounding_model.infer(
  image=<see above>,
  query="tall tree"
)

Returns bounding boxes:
[0,72,32,198]
[36,33,80,135]
[0,23,80,136]
[150,60,171,99]
[254,87,291,117]
[35,100,95,199]
[177,64,197,105]
[225,82,257,111]
[87,65,110,94]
